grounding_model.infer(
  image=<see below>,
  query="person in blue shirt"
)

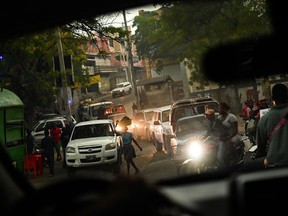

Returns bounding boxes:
[121,126,142,176]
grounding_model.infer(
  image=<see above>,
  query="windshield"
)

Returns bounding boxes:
[176,116,209,136]
[1,0,279,188]
[116,84,124,88]
[145,111,154,121]
[71,123,114,139]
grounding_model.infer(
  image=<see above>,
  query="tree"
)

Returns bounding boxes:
[133,0,271,88]
[0,15,129,127]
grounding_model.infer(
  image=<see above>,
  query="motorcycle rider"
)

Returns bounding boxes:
[218,102,242,167]
[204,103,242,167]
[204,108,226,166]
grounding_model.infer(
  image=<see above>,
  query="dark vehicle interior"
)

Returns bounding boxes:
[1,0,288,216]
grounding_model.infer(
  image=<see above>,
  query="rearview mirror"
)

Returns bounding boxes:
[201,35,288,82]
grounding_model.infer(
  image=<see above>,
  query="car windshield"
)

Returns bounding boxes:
[176,116,208,136]
[116,84,124,88]
[145,111,154,121]
[71,123,114,139]
[2,0,283,190]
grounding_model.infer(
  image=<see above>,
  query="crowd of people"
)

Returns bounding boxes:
[203,83,288,169]
[25,122,74,177]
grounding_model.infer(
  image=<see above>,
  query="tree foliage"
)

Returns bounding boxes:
[0,15,128,125]
[133,0,271,88]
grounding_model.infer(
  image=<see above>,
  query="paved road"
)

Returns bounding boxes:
[26,138,177,188]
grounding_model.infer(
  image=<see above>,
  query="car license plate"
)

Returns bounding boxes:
[86,155,96,161]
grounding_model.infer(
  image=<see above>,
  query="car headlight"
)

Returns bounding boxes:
[105,142,117,150]
[66,146,76,153]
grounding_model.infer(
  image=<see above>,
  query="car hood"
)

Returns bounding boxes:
[68,136,117,147]
[174,131,206,146]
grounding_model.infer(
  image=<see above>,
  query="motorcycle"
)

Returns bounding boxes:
[176,135,251,176]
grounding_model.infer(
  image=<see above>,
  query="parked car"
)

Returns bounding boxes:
[111,81,132,98]
[31,116,77,151]
[36,113,63,120]
[65,119,122,174]
[131,108,155,142]
[150,105,172,153]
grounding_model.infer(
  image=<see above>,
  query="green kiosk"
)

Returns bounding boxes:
[0,88,25,172]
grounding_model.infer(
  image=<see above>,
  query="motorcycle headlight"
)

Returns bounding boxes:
[187,140,204,159]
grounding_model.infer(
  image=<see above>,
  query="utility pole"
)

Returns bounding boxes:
[56,27,72,123]
[122,10,139,107]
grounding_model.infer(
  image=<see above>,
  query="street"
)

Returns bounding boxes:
[26,138,178,188]
[26,92,249,188]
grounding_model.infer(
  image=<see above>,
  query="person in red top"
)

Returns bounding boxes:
[50,123,62,161]
[240,99,256,132]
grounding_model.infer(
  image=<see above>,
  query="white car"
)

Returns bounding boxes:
[65,119,122,174]
[150,105,172,153]
[31,116,77,150]
[111,81,132,98]
[132,108,155,142]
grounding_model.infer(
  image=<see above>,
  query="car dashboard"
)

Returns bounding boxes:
[156,164,288,216]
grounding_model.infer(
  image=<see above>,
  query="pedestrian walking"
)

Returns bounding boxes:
[60,123,72,168]
[41,129,55,177]
[121,126,142,176]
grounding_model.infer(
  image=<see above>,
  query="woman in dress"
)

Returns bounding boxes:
[121,126,142,176]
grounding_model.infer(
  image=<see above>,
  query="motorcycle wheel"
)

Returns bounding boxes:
[178,160,202,176]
